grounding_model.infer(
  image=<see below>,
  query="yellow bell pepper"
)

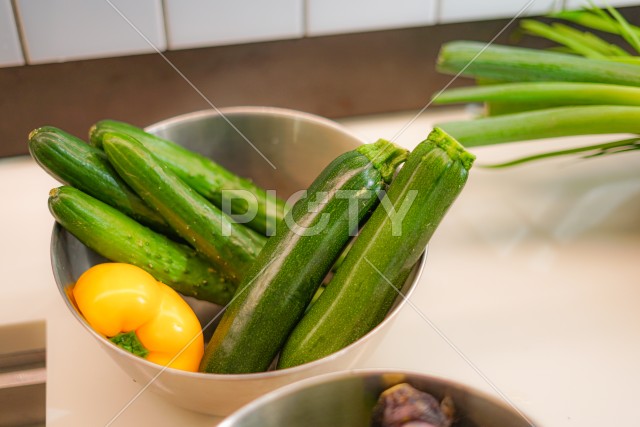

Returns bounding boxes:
[72,263,204,372]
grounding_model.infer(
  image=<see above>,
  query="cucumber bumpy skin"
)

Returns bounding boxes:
[49,186,236,305]
[278,128,475,369]
[89,119,286,236]
[102,132,266,286]
[199,139,408,374]
[28,126,175,238]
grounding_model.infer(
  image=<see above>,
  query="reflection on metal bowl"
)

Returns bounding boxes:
[220,369,537,427]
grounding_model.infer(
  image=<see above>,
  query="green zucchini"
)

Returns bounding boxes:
[48,186,236,305]
[28,126,176,238]
[89,119,286,236]
[102,132,266,285]
[278,128,475,369]
[199,139,408,374]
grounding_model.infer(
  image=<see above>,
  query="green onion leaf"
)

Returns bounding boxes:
[521,19,626,58]
[482,137,640,168]
[604,4,640,54]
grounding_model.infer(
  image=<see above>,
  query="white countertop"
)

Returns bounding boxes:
[2,107,639,426]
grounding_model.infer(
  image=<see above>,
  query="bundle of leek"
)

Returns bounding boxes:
[432,3,640,167]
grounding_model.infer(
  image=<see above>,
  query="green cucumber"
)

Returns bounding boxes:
[199,139,408,374]
[48,186,235,305]
[28,126,176,238]
[102,132,266,285]
[89,119,286,236]
[278,128,475,369]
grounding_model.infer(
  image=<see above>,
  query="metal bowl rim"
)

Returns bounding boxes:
[219,367,538,427]
[144,106,367,146]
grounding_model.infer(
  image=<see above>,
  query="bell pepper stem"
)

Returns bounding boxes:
[110,331,149,358]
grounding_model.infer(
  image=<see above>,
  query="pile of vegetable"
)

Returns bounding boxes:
[433,3,640,167]
[372,383,455,427]
[30,120,474,373]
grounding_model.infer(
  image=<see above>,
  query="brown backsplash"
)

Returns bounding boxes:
[1,8,638,158]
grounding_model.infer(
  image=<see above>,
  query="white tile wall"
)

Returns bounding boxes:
[164,0,303,50]
[0,0,24,67]
[439,0,560,24]
[306,0,437,36]
[565,0,640,9]
[15,0,166,64]
[2,0,639,67]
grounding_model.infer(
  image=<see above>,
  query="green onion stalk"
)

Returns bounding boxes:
[432,4,640,166]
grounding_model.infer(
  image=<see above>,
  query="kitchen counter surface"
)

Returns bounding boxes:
[2,107,639,426]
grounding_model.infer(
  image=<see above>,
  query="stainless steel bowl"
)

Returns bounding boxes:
[219,369,537,427]
[50,107,426,416]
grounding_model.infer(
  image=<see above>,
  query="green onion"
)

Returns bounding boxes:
[602,5,640,54]
[436,41,640,86]
[433,5,640,167]
[520,19,630,58]
[436,106,640,147]
[483,101,558,116]
[608,56,640,64]
[550,8,640,49]
[433,82,640,107]
[482,138,640,168]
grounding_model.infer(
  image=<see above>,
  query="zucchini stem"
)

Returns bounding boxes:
[427,128,476,170]
[357,139,408,183]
